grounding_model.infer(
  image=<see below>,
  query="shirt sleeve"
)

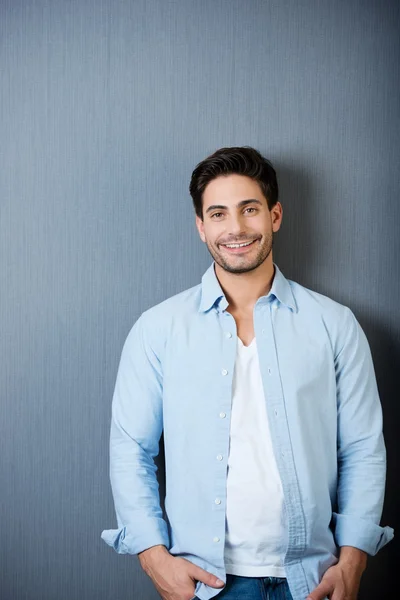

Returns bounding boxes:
[100,312,170,555]
[331,307,394,556]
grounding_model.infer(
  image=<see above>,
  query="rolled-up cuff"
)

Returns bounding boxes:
[331,512,394,556]
[101,517,170,555]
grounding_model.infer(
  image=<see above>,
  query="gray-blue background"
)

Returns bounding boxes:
[1,1,398,598]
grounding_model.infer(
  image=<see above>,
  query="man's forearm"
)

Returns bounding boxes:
[138,544,170,573]
[338,545,368,571]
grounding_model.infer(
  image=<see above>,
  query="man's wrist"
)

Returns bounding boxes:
[338,545,368,572]
[138,544,170,572]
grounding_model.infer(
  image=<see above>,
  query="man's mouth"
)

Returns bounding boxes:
[219,238,260,253]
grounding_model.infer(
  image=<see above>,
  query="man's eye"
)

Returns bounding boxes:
[211,207,257,219]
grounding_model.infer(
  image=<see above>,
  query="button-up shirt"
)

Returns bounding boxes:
[101,261,394,600]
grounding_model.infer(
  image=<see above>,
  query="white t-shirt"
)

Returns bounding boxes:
[224,335,288,577]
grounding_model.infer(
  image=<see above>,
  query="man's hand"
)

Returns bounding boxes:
[306,547,367,600]
[138,545,225,600]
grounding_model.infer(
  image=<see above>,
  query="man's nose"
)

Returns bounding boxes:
[227,214,247,235]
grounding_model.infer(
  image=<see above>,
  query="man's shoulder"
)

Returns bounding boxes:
[141,281,202,324]
[288,277,357,358]
[122,283,202,359]
[289,277,351,321]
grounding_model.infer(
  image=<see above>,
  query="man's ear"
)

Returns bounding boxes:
[195,215,206,243]
[271,202,283,233]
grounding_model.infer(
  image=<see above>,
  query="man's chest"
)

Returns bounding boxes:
[161,304,338,491]
[162,306,336,412]
[225,308,255,347]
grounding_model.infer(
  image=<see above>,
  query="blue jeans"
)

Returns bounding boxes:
[194,574,293,599]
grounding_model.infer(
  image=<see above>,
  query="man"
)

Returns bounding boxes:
[101,146,394,600]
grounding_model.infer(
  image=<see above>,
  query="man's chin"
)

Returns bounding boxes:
[215,255,262,274]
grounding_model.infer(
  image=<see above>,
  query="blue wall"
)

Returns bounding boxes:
[1,1,398,598]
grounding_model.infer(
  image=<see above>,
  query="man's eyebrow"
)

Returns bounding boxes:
[205,198,263,214]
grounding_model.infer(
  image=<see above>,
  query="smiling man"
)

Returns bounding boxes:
[101,146,394,600]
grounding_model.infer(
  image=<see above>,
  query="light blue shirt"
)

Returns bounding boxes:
[101,261,394,600]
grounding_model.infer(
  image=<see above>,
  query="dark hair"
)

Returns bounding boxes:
[189,146,279,221]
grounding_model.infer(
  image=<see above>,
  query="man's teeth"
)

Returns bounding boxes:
[224,240,255,248]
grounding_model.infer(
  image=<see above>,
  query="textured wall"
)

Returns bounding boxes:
[1,1,398,599]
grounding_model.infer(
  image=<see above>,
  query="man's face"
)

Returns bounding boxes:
[195,173,282,274]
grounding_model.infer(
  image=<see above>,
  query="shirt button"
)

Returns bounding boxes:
[221,369,228,376]
[225,332,232,338]
[213,536,220,542]
[215,498,221,505]
[219,412,226,418]
[274,409,278,416]
[262,328,266,334]
[216,454,223,461]
[273,304,278,310]
[268,368,272,375]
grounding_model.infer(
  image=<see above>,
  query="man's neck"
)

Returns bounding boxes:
[214,258,275,313]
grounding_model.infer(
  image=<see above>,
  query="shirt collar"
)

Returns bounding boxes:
[198,260,297,313]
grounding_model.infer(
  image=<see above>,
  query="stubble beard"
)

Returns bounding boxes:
[206,231,274,275]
